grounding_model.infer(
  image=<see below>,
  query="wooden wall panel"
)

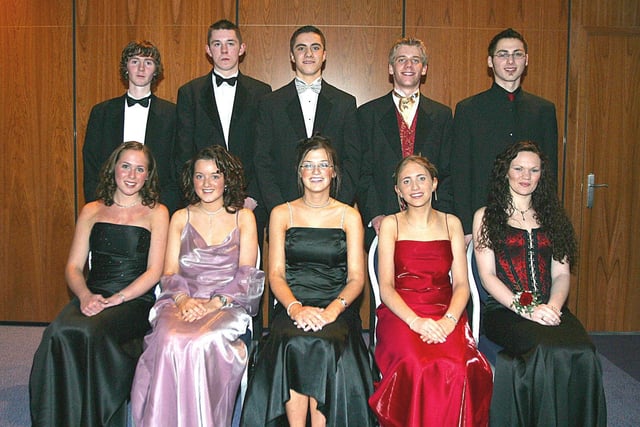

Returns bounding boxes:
[0,0,75,321]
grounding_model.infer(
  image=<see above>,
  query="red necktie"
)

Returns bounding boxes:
[507,93,515,102]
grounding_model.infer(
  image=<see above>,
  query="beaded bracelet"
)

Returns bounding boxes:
[286,300,302,317]
[336,296,348,308]
[173,293,187,304]
[444,313,458,324]
[408,316,419,329]
[117,292,126,303]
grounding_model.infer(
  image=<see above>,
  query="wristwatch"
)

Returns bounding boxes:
[217,295,229,308]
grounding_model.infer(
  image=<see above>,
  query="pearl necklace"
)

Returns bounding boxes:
[302,197,331,208]
[113,199,139,208]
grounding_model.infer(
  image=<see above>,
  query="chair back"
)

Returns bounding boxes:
[368,236,381,348]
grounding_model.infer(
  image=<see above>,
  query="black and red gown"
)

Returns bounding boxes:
[484,226,606,426]
[369,239,493,427]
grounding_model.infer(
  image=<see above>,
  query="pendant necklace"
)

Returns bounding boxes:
[517,207,531,221]
[199,204,225,224]
[302,197,331,208]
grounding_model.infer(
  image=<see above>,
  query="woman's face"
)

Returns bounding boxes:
[299,148,335,193]
[395,160,437,208]
[114,149,149,196]
[193,159,225,204]
[507,151,542,197]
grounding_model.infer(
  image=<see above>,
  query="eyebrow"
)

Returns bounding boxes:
[295,42,323,49]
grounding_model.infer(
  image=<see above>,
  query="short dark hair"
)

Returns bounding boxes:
[488,28,528,56]
[96,141,160,207]
[290,25,326,53]
[180,145,246,210]
[295,135,340,197]
[207,19,242,45]
[119,40,163,86]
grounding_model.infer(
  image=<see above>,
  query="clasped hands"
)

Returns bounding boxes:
[528,303,562,326]
[289,304,338,332]
[175,295,225,322]
[80,292,124,317]
[409,316,455,344]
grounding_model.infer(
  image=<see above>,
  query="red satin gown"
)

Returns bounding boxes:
[369,240,493,427]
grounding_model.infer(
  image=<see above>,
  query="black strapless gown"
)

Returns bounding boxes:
[29,223,155,427]
[241,227,377,426]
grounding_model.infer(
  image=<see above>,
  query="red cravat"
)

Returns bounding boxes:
[507,92,515,102]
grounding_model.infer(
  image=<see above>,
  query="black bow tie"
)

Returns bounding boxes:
[126,95,151,108]
[215,73,237,87]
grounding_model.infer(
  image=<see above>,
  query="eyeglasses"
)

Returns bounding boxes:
[299,161,333,171]
[493,51,526,60]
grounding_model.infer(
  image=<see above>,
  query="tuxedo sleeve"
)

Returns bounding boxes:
[336,96,360,206]
[541,103,559,184]
[82,105,106,202]
[432,111,454,214]
[175,85,197,183]
[356,105,381,226]
[451,102,474,234]
[253,98,285,213]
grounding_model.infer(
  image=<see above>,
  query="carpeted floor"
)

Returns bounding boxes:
[1,325,639,426]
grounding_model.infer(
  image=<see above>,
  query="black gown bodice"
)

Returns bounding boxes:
[285,227,347,307]
[87,222,154,302]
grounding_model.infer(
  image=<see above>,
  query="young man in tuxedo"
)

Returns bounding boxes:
[83,40,179,214]
[253,25,361,216]
[357,37,453,246]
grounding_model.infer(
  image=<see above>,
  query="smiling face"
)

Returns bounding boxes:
[488,37,528,88]
[389,44,427,95]
[193,159,225,205]
[507,150,541,197]
[298,148,335,193]
[114,149,149,197]
[206,29,246,76]
[395,160,438,208]
[126,55,157,89]
[290,32,326,82]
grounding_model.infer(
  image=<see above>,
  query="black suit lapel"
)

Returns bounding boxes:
[380,94,403,159]
[111,97,126,142]
[314,86,331,133]
[200,74,225,140]
[285,82,307,140]
[414,97,433,155]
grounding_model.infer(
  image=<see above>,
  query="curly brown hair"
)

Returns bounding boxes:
[96,141,160,207]
[180,145,246,211]
[477,141,577,269]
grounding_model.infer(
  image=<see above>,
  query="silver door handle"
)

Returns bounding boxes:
[586,173,608,208]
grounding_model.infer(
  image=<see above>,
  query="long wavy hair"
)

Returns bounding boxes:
[96,141,160,207]
[180,145,246,211]
[476,141,577,269]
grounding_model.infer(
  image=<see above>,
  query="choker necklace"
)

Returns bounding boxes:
[113,199,139,208]
[516,206,531,220]
[302,197,331,208]
[199,205,225,216]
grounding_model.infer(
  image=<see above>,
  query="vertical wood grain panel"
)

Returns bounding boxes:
[0,0,75,321]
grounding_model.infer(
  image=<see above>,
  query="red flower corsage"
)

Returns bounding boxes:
[512,291,540,316]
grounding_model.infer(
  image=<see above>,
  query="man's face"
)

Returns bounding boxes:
[126,56,156,88]
[206,29,246,75]
[388,45,427,93]
[290,32,326,81]
[488,38,528,87]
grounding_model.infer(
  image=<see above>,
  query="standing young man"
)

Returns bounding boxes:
[452,28,558,239]
[253,25,361,215]
[175,19,271,238]
[83,40,179,214]
[357,37,453,246]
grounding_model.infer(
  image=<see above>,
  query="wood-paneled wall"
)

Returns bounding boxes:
[4,0,634,331]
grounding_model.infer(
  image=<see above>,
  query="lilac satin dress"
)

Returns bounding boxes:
[131,213,264,427]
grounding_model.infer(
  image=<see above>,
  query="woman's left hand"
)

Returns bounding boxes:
[413,317,451,344]
[531,303,562,326]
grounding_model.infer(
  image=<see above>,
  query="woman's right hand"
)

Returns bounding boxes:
[79,292,109,317]
[176,296,208,322]
[528,304,562,326]
[290,304,327,332]
[411,317,449,344]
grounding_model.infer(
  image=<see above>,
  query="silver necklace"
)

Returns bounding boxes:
[517,206,531,221]
[302,197,331,208]
[113,199,139,208]
[199,205,225,216]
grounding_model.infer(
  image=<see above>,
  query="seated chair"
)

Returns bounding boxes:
[367,236,382,348]
[466,241,504,367]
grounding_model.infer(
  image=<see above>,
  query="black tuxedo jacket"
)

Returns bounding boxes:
[357,92,453,240]
[82,94,179,213]
[175,71,271,205]
[253,80,361,213]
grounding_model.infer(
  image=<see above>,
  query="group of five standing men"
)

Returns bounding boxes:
[82,19,558,253]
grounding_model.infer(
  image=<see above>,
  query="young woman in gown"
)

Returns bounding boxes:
[241,136,377,427]
[369,155,493,427]
[131,145,264,426]
[472,140,606,426]
[29,141,169,427]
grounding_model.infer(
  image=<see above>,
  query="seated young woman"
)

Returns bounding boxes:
[473,140,606,426]
[29,141,169,427]
[241,136,377,427]
[369,155,492,427]
[131,145,264,427]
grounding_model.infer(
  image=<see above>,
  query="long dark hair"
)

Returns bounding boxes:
[180,145,246,211]
[96,141,160,207]
[477,141,577,268]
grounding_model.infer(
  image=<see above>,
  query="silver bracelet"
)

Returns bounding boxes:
[336,296,348,308]
[286,300,302,317]
[444,313,458,324]
[117,292,126,303]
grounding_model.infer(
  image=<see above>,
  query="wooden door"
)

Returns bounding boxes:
[565,1,640,331]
